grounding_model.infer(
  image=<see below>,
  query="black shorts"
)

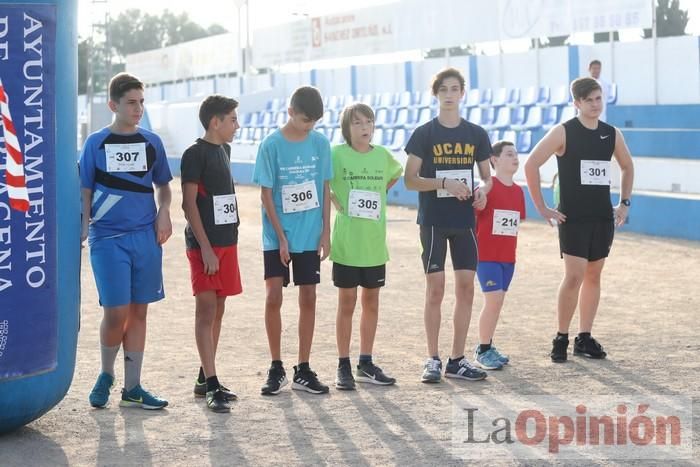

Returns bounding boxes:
[263,250,320,286]
[558,220,614,262]
[419,225,478,274]
[332,263,386,289]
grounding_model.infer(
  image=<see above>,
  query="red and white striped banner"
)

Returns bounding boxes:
[0,76,29,212]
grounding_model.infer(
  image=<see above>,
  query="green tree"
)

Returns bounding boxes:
[531,35,569,48]
[644,0,689,38]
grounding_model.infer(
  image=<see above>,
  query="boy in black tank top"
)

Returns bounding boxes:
[524,77,634,363]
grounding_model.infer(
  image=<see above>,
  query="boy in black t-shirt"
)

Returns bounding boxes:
[181,95,242,412]
[404,68,493,384]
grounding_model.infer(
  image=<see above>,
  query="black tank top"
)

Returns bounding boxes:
[557,118,615,222]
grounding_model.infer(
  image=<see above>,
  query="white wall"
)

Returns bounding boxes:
[657,36,700,104]
[354,62,405,95]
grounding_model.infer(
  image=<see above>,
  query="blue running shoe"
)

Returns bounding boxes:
[474,344,510,365]
[491,345,510,365]
[89,372,114,408]
[421,358,442,383]
[475,348,504,370]
[119,385,168,410]
[445,357,487,381]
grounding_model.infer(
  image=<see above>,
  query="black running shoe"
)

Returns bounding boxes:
[550,335,569,363]
[194,380,237,401]
[292,366,329,394]
[335,364,356,390]
[356,362,396,386]
[573,335,607,359]
[261,365,288,396]
[206,388,231,413]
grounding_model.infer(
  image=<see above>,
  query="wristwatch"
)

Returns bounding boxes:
[620,199,631,207]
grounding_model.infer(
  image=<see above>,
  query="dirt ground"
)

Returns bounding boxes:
[1,184,698,466]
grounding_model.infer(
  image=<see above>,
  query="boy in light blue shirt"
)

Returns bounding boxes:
[253,86,332,396]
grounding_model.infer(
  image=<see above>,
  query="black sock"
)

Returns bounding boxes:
[297,361,310,372]
[358,354,372,365]
[271,360,283,369]
[206,375,220,393]
[197,367,205,383]
[338,357,351,368]
[479,344,492,354]
[557,332,569,340]
[448,355,464,364]
[578,332,591,339]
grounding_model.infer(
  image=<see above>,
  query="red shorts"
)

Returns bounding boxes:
[187,245,243,297]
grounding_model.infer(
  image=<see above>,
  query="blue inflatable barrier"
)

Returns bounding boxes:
[0,0,79,433]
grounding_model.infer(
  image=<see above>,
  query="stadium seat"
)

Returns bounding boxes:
[360,94,375,106]
[374,107,394,128]
[374,128,386,146]
[484,106,511,130]
[414,90,433,108]
[318,109,336,128]
[478,88,493,108]
[326,95,342,110]
[505,87,521,108]
[393,108,411,128]
[516,130,533,153]
[416,107,432,126]
[542,106,559,130]
[330,128,344,145]
[511,106,543,131]
[501,130,516,144]
[275,110,287,127]
[510,106,527,127]
[268,98,283,112]
[558,105,577,123]
[260,111,274,128]
[535,86,550,106]
[490,87,508,107]
[464,88,480,108]
[519,86,538,107]
[540,84,570,107]
[396,91,412,107]
[488,130,500,142]
[388,128,407,151]
[377,92,395,108]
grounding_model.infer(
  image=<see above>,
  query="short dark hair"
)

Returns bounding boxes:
[109,72,143,102]
[431,67,465,96]
[490,140,515,168]
[340,102,374,145]
[290,86,324,121]
[570,77,602,101]
[588,59,602,69]
[199,94,239,130]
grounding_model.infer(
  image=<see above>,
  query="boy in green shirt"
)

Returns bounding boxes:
[330,103,403,390]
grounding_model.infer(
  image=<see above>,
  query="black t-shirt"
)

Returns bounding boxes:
[405,118,492,228]
[181,138,239,249]
[557,118,616,222]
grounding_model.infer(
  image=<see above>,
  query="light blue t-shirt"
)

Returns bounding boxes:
[252,129,332,252]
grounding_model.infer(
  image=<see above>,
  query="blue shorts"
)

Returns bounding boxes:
[90,229,165,307]
[476,261,515,292]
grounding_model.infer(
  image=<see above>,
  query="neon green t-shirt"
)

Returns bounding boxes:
[330,143,403,267]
